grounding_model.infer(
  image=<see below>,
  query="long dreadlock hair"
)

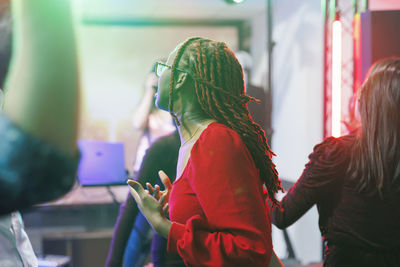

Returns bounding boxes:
[168,37,282,205]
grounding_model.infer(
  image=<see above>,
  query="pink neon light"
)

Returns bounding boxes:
[331,20,342,137]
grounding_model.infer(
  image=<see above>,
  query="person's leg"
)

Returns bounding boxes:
[123,213,153,267]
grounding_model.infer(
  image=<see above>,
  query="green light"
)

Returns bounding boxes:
[330,0,336,20]
[361,0,368,12]
[322,0,327,19]
[224,0,246,4]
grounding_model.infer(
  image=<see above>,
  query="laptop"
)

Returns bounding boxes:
[77,140,127,186]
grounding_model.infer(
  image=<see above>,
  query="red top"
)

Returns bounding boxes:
[167,122,272,266]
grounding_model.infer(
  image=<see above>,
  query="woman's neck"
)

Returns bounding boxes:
[177,114,216,146]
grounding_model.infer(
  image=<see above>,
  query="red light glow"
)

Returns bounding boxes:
[331,19,342,137]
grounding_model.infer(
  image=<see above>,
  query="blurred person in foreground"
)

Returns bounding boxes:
[0,0,80,266]
[271,58,400,267]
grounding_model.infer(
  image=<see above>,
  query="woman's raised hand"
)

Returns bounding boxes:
[127,170,173,237]
[145,170,172,215]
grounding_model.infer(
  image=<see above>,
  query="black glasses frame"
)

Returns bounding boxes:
[155,61,188,77]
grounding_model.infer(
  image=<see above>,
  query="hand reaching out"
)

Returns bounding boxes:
[127,170,173,237]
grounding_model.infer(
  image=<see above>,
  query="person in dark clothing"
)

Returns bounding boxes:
[270,57,400,267]
[106,130,180,267]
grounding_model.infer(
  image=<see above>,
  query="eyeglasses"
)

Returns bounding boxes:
[155,61,188,77]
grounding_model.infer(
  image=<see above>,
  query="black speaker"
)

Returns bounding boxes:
[360,10,400,80]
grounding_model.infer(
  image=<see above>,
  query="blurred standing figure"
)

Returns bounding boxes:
[131,63,175,175]
[271,58,400,267]
[106,63,176,267]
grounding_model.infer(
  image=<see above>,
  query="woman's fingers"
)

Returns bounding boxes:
[128,180,162,214]
[135,171,171,205]
[127,180,146,204]
[153,184,160,199]
[158,170,172,191]
[159,194,165,206]
[146,183,155,194]
[163,203,169,217]
[127,180,169,235]
[147,183,161,199]
[158,170,172,205]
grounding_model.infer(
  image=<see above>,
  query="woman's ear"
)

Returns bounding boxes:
[175,72,188,90]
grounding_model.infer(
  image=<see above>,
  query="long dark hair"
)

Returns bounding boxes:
[168,37,282,204]
[348,57,400,197]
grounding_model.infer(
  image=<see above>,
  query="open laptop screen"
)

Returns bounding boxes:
[77,140,127,186]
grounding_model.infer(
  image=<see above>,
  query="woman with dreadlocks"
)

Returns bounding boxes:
[271,58,400,267]
[127,37,283,266]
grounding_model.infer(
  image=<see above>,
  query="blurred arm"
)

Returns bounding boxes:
[132,73,157,130]
[4,0,79,156]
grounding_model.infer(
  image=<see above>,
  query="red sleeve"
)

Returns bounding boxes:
[167,124,272,266]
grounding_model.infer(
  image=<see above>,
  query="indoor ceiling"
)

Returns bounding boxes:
[79,0,267,20]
